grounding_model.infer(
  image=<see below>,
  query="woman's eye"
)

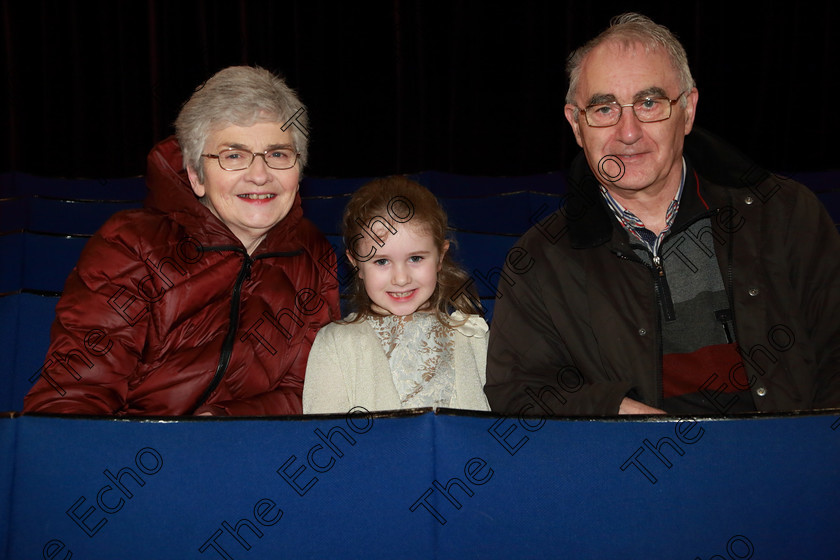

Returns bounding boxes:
[373,258,389,266]
[409,256,424,263]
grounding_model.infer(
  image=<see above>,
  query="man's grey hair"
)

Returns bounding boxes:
[565,13,695,118]
[175,66,309,183]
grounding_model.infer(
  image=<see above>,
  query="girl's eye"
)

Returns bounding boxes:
[373,258,389,266]
[408,256,424,263]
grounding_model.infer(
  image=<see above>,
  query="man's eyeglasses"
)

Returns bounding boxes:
[579,92,688,127]
[201,148,299,171]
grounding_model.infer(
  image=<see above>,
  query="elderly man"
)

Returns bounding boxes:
[485,13,840,416]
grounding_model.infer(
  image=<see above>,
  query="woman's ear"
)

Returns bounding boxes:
[186,166,206,197]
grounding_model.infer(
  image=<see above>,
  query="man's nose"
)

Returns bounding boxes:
[615,107,644,143]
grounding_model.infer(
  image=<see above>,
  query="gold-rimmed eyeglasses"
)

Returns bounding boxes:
[201,148,299,171]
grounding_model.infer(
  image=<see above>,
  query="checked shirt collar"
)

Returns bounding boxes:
[598,157,686,257]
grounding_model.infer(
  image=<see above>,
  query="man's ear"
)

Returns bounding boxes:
[346,250,362,278]
[683,87,699,135]
[186,166,206,197]
[564,104,584,147]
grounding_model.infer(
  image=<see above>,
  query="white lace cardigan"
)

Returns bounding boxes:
[302,312,490,414]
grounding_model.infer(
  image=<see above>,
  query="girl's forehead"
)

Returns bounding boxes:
[368,218,434,241]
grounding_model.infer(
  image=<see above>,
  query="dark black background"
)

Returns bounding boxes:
[2,1,837,180]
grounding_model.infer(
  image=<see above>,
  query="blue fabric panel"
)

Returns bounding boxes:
[27,198,142,236]
[19,233,88,293]
[0,417,14,557]
[0,198,28,233]
[0,173,147,200]
[1,233,87,294]
[408,171,568,197]
[0,234,24,294]
[8,294,59,411]
[429,412,840,559]
[9,411,434,559]
[302,192,563,238]
[4,411,839,558]
[299,176,376,197]
[301,195,349,236]
[449,233,518,298]
[0,295,21,411]
[441,192,561,235]
[299,171,569,198]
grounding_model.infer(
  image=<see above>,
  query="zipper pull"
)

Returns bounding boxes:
[243,256,253,280]
[715,309,734,343]
[653,255,676,322]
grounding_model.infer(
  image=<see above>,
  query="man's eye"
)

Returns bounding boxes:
[637,98,659,110]
[593,104,615,115]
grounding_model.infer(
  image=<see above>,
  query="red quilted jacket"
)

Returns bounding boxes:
[23,137,340,416]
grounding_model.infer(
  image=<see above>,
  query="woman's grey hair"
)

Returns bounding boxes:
[175,66,309,183]
[565,13,695,117]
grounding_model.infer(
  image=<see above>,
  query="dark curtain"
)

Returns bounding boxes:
[2,1,838,180]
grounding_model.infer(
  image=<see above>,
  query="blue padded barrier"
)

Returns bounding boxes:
[300,195,350,236]
[0,197,28,232]
[407,170,568,197]
[2,411,839,559]
[299,176,377,197]
[302,192,563,237]
[0,234,25,294]
[0,293,59,412]
[0,295,21,410]
[25,198,142,236]
[0,415,13,556]
[299,171,568,198]
[449,233,519,297]
[0,197,141,236]
[0,173,147,200]
[441,192,561,236]
[0,233,88,294]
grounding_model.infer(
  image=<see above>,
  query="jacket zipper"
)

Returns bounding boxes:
[188,250,253,413]
[652,254,676,321]
[613,250,665,408]
[187,246,305,413]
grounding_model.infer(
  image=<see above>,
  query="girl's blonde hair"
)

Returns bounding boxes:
[342,175,482,324]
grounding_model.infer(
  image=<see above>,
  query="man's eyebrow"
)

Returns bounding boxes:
[587,93,617,106]
[585,87,671,107]
[634,87,669,99]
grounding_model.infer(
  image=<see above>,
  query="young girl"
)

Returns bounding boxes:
[303,176,490,413]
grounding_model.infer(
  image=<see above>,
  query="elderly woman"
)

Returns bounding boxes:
[23,67,340,416]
